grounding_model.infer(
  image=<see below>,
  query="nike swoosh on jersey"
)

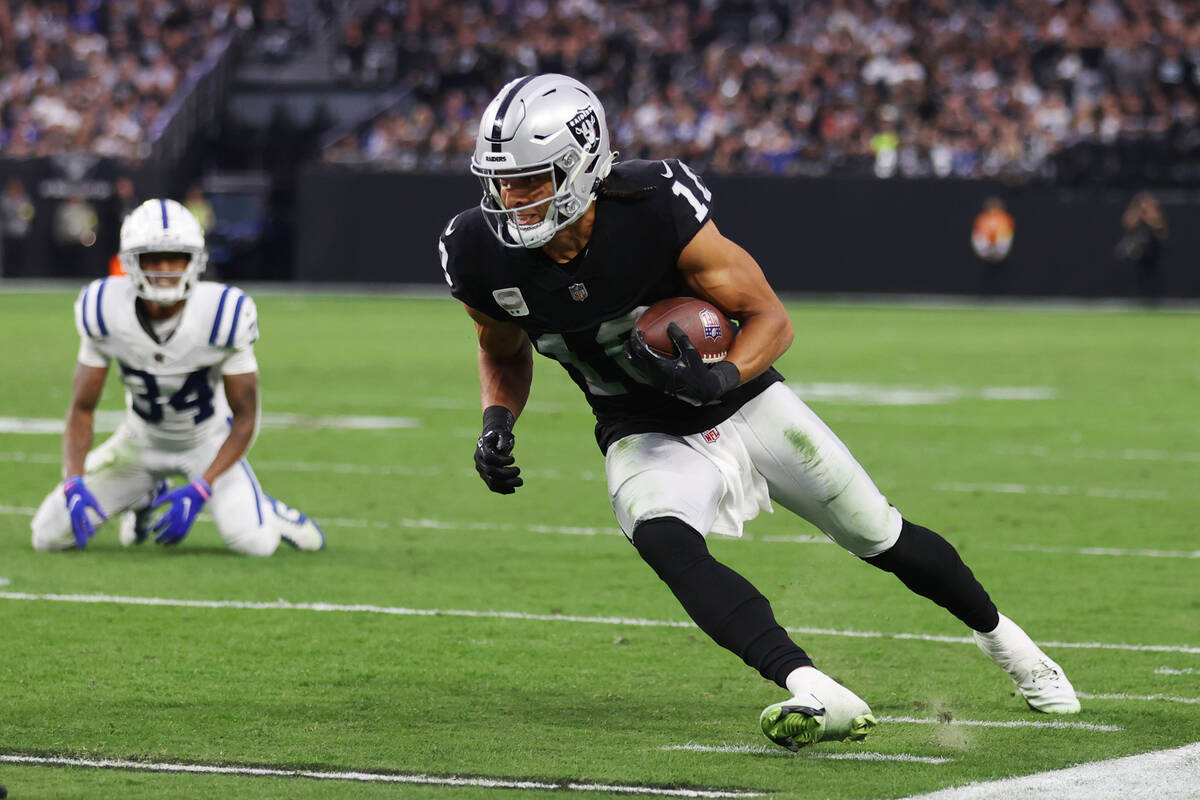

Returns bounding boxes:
[660,161,674,178]
[443,215,459,237]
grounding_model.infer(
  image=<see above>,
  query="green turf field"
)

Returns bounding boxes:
[0,290,1196,799]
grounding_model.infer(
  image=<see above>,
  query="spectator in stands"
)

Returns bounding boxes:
[1,177,35,277]
[1116,191,1169,303]
[0,0,255,163]
[326,0,1200,183]
[185,184,215,233]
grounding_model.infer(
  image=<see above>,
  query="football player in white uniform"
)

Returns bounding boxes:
[30,198,325,556]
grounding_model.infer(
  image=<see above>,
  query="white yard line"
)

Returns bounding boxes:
[1006,544,1200,559]
[934,482,1169,501]
[661,744,953,763]
[1077,692,1200,705]
[878,716,1121,732]
[0,412,420,435]
[1155,667,1200,676]
[0,590,1195,655]
[5,496,1196,560]
[994,445,1200,464]
[896,741,1200,800]
[0,754,762,798]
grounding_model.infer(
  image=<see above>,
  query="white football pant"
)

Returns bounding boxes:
[31,423,284,556]
[607,382,903,556]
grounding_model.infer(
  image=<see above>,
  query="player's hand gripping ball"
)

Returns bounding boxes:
[626,297,741,406]
[633,297,734,364]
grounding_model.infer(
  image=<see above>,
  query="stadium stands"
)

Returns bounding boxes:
[323,0,1200,182]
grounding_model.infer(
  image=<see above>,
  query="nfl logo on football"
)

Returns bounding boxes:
[700,308,722,341]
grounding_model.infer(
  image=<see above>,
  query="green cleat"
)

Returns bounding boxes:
[760,668,879,751]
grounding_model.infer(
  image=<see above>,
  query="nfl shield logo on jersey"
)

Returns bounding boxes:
[568,282,589,302]
[702,428,720,443]
[699,308,722,341]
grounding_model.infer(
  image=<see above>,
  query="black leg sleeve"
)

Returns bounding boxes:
[863,519,1000,632]
[632,517,812,688]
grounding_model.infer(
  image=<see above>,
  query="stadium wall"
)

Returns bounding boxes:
[295,168,1200,299]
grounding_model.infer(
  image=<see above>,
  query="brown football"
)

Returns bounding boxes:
[635,297,734,364]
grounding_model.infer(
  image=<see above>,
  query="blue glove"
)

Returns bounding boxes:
[63,475,107,549]
[151,478,211,545]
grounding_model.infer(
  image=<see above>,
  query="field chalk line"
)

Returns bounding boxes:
[877,716,1122,732]
[0,590,1196,656]
[895,741,1200,800]
[1,498,1195,560]
[0,754,762,798]
[662,744,954,763]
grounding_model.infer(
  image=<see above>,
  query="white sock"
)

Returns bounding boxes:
[784,666,827,698]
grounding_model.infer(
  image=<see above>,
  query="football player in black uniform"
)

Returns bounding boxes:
[439,74,1080,750]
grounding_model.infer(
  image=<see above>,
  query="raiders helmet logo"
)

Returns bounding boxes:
[567,107,600,154]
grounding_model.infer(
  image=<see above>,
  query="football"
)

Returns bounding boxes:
[635,297,734,364]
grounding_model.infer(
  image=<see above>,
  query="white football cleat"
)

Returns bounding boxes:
[974,613,1080,713]
[761,667,878,751]
[267,496,325,551]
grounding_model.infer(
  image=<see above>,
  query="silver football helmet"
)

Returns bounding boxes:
[470,74,617,248]
[119,198,208,304]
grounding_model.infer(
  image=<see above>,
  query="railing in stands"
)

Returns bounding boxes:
[146,32,239,168]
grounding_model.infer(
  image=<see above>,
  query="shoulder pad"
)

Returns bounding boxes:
[207,285,259,349]
[74,277,113,340]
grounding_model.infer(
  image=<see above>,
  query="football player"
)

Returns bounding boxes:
[31,199,325,556]
[440,74,1079,751]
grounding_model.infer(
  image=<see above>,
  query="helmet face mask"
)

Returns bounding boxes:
[119,198,208,304]
[471,74,617,248]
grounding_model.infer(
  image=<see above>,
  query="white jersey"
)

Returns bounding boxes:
[74,276,259,449]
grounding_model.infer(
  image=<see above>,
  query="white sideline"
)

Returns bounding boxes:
[0,590,1196,656]
[0,754,762,798]
[661,744,953,763]
[896,741,1200,800]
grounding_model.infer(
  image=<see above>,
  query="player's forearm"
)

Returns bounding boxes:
[725,309,793,384]
[478,345,532,420]
[200,417,254,486]
[62,409,95,479]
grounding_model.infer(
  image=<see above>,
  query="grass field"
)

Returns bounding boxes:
[0,289,1196,799]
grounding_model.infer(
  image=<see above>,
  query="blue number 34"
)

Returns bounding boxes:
[119,364,215,425]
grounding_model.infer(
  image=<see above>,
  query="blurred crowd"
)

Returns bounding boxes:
[323,0,1200,180]
[0,0,256,160]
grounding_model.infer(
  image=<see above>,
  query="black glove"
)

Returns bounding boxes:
[624,322,741,406]
[475,405,522,494]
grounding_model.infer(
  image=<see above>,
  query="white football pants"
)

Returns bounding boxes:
[31,423,283,556]
[606,382,903,557]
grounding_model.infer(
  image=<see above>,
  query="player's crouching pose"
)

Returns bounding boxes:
[31,199,324,556]
[441,74,1079,751]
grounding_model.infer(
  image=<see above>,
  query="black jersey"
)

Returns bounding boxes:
[440,158,783,453]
